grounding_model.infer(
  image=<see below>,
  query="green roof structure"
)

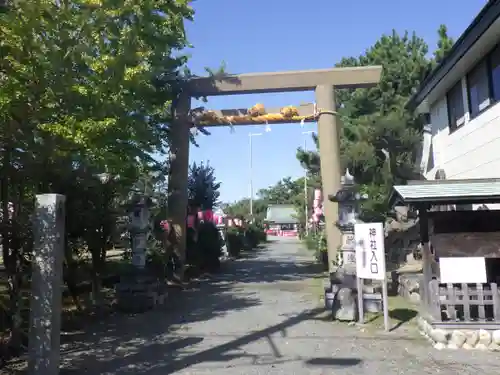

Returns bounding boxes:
[265,204,299,224]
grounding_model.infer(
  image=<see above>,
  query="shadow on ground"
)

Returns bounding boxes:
[60,307,362,375]
[389,308,419,331]
[52,243,336,374]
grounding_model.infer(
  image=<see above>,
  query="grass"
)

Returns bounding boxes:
[362,295,419,333]
[312,273,420,334]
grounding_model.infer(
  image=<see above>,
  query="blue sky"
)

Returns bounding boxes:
[184,0,487,203]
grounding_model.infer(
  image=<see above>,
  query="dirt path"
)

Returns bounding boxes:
[47,238,500,374]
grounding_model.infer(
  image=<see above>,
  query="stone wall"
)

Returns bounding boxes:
[397,272,421,303]
[417,316,500,351]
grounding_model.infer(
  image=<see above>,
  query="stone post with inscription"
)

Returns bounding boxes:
[28,194,65,375]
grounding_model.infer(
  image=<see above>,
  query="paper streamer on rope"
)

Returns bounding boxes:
[265,120,271,133]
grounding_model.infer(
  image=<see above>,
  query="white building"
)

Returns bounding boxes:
[411,0,500,187]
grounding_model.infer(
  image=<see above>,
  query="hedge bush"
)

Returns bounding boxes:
[303,230,328,270]
[226,224,266,257]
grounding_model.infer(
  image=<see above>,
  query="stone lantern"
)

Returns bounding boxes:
[328,169,368,271]
[116,194,168,313]
[324,169,370,321]
[128,195,152,269]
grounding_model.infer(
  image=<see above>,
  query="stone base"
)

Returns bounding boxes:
[115,271,168,313]
[324,284,383,321]
[325,265,385,321]
[417,316,500,351]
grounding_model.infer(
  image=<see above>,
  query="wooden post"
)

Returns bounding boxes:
[315,85,342,272]
[492,283,500,321]
[168,93,191,280]
[428,279,441,320]
[418,204,432,305]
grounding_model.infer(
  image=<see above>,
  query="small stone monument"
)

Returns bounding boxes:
[28,194,65,375]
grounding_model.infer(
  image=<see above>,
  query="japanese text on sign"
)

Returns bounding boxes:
[355,222,386,280]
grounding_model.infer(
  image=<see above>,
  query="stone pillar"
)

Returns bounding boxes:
[28,194,65,375]
[168,93,191,279]
[315,84,342,272]
[334,170,366,272]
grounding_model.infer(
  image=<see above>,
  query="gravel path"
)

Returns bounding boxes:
[60,238,499,375]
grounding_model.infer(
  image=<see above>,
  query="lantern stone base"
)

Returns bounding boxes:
[115,270,168,313]
[417,316,500,351]
[325,268,383,321]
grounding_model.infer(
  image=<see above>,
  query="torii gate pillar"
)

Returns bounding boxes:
[168,92,191,280]
[316,85,342,271]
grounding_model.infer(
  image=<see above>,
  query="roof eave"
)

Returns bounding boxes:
[407,0,500,111]
[401,196,500,204]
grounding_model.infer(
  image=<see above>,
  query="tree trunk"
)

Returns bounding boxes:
[0,145,24,354]
[89,244,104,309]
[63,238,82,312]
[7,267,24,354]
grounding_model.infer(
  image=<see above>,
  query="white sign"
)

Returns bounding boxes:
[439,257,487,284]
[355,222,386,280]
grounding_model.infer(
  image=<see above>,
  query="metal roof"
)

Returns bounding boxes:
[391,178,500,205]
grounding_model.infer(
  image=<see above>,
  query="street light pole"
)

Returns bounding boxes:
[302,130,315,235]
[248,132,263,217]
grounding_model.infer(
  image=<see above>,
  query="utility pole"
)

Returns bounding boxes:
[248,132,263,217]
[302,130,315,235]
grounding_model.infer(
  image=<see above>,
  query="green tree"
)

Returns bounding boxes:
[0,0,193,352]
[297,27,452,221]
[433,25,455,65]
[188,161,221,210]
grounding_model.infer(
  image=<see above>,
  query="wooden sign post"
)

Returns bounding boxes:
[354,222,390,331]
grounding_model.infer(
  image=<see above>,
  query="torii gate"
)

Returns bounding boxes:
[168,66,382,275]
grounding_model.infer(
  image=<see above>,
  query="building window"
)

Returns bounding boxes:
[447,81,465,131]
[446,42,500,130]
[467,61,491,118]
[490,45,500,102]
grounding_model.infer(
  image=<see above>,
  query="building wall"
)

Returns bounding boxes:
[425,80,500,210]
[426,81,500,181]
